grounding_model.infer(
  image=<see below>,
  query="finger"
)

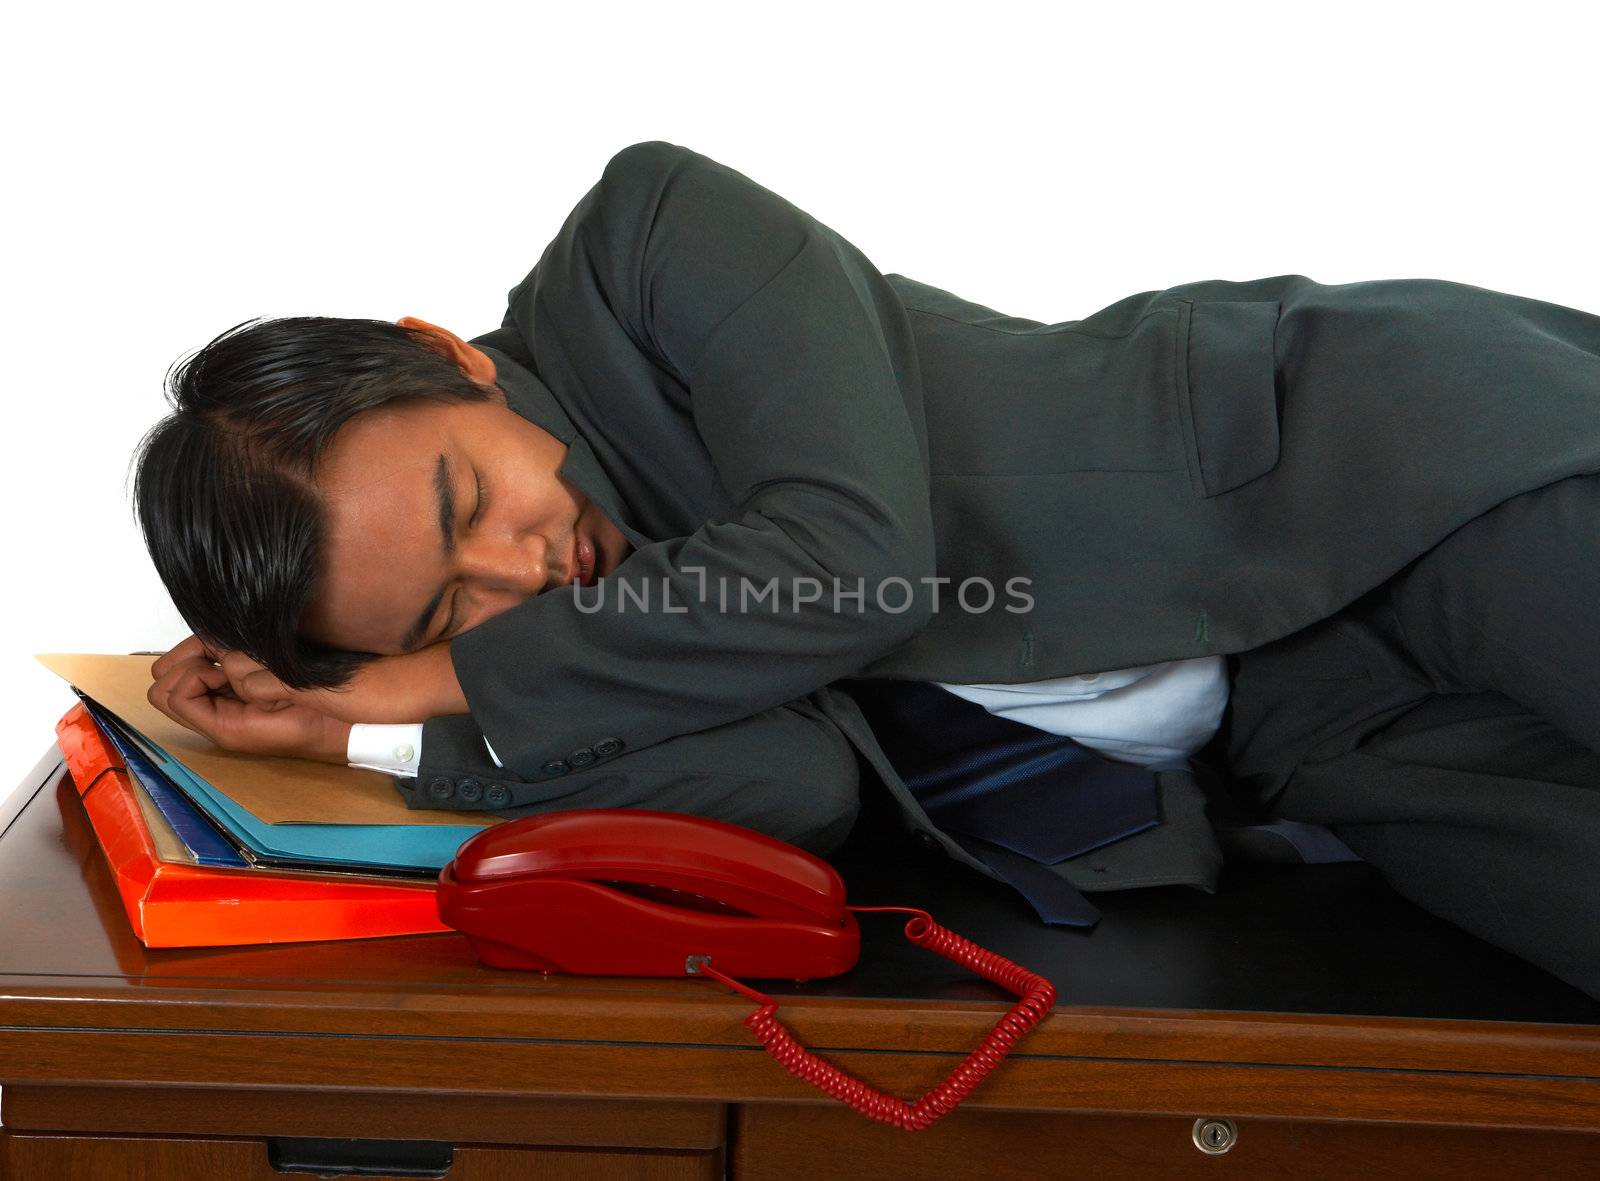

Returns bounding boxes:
[147,674,175,723]
[219,649,265,677]
[218,650,276,701]
[239,667,295,707]
[147,653,208,720]
[165,681,220,742]
[163,663,231,741]
[149,653,217,703]
[150,634,199,678]
[172,661,230,704]
[151,633,209,679]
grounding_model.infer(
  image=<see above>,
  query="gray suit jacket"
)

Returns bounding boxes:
[397,139,1600,897]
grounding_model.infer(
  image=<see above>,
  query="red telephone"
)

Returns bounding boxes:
[437,809,1057,1131]
[436,807,861,978]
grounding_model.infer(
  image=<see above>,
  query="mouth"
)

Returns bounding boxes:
[573,532,597,588]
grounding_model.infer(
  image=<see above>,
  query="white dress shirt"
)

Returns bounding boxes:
[347,656,1230,776]
[934,656,1230,767]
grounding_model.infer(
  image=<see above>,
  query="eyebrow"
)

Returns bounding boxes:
[399,453,456,652]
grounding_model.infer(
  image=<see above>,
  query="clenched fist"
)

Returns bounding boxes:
[147,635,352,763]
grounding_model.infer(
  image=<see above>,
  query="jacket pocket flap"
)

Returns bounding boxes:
[1179,299,1282,497]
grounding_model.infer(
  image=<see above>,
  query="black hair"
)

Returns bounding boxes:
[132,316,497,689]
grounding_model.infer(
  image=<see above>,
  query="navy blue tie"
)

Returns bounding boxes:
[846,679,1165,928]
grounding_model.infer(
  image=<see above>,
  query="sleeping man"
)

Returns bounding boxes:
[137,140,1600,998]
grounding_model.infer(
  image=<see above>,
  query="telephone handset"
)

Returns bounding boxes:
[437,807,861,978]
[438,809,1057,1131]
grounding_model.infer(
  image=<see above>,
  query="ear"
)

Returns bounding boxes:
[396,316,498,387]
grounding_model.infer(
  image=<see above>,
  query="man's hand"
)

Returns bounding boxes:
[151,635,469,727]
[147,640,352,763]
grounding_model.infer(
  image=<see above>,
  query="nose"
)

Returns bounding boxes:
[455,533,552,598]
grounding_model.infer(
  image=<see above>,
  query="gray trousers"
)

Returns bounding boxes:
[1216,473,1600,1000]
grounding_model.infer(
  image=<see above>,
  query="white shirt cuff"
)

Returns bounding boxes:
[347,723,424,778]
[484,735,504,769]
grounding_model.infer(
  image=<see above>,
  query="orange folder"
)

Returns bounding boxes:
[55,702,451,948]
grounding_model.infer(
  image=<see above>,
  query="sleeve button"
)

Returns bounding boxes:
[593,737,623,756]
[567,748,595,767]
[484,784,510,807]
[426,776,455,801]
[394,742,416,763]
[456,778,484,804]
[540,759,570,776]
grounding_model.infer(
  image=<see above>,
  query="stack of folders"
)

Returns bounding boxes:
[41,654,500,949]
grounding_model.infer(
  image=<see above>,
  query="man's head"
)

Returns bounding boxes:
[133,315,627,689]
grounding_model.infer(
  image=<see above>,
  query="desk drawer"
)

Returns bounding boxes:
[3,1084,725,1151]
[733,1104,1600,1179]
[0,1129,721,1180]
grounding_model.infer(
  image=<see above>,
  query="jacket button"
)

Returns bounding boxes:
[567,748,595,768]
[456,778,484,804]
[541,759,569,776]
[593,737,623,756]
[484,784,510,808]
[426,776,454,801]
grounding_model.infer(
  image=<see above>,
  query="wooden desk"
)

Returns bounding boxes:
[2,746,1599,1179]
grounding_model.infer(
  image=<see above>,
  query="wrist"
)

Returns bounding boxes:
[316,717,355,765]
[423,641,469,716]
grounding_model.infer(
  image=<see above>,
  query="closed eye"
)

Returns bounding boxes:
[469,470,488,527]
[432,470,486,645]
[434,472,492,642]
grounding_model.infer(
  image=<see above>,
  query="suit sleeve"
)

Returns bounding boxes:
[443,141,936,780]
[409,698,863,857]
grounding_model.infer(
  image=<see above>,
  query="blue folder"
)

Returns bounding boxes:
[77,696,486,873]
[84,700,250,868]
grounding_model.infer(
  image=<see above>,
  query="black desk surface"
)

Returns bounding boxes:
[5,747,1600,1027]
[822,833,1600,1023]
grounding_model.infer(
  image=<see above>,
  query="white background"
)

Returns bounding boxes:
[2,0,1596,815]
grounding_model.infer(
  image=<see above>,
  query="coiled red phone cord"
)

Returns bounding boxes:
[692,906,1057,1131]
